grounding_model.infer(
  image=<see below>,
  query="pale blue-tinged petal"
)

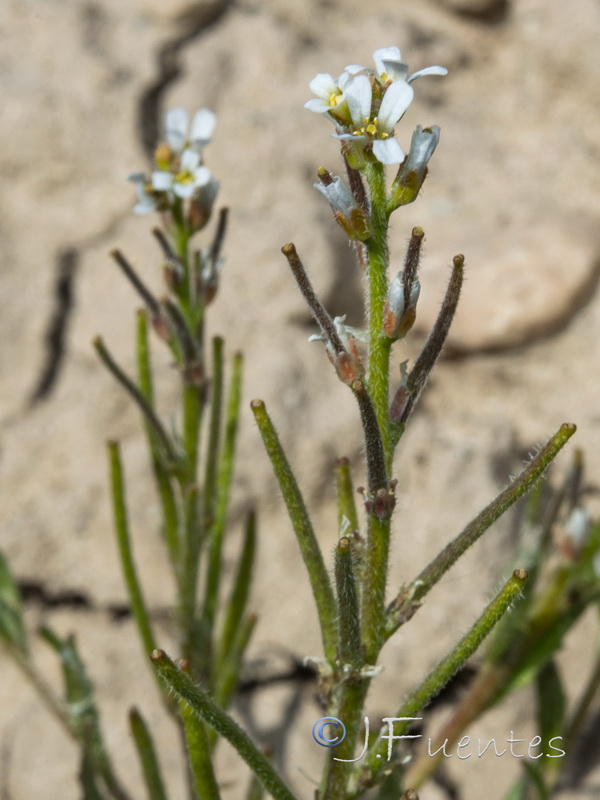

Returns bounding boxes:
[345,74,372,129]
[193,165,212,186]
[165,107,188,152]
[373,138,405,165]
[191,108,216,145]
[173,181,196,199]
[378,80,414,131]
[152,171,174,191]
[129,173,156,213]
[133,197,156,214]
[332,132,367,142]
[180,148,200,171]
[408,66,448,83]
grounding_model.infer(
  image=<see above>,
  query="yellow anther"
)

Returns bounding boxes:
[176,170,194,184]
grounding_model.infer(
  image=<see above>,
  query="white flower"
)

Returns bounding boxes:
[346,46,448,85]
[304,71,353,116]
[152,148,212,199]
[165,107,217,153]
[334,74,414,165]
[128,172,157,214]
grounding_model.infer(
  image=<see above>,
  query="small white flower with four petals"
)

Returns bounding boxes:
[335,74,414,165]
[165,107,217,153]
[152,148,212,199]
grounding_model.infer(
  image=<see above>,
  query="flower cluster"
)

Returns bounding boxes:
[129,107,219,229]
[305,46,447,166]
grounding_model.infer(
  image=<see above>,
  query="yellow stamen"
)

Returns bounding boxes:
[176,170,194,185]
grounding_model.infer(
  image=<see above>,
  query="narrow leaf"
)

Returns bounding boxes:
[136,309,180,568]
[0,551,28,655]
[218,510,257,667]
[94,336,179,468]
[203,352,243,635]
[151,650,298,800]
[362,570,528,790]
[181,700,222,800]
[250,399,338,663]
[129,708,169,800]
[335,457,360,534]
[335,537,363,669]
[536,660,566,766]
[108,441,156,658]
[387,424,576,636]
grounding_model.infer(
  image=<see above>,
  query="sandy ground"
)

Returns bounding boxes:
[1,0,600,797]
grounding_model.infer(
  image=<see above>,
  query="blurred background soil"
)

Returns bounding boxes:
[1,0,600,797]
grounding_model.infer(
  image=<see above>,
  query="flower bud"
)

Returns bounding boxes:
[188,177,220,232]
[389,360,410,424]
[390,125,441,209]
[315,172,371,241]
[383,272,420,339]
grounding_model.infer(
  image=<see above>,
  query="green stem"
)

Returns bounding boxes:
[364,161,392,473]
[203,337,225,532]
[361,514,392,664]
[324,680,370,800]
[180,485,201,663]
[183,383,203,485]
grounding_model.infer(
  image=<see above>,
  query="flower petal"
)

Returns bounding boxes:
[373,46,402,71]
[133,197,156,214]
[344,63,368,77]
[304,98,332,113]
[191,108,216,145]
[332,132,366,142]
[165,107,188,152]
[180,148,200,171]
[408,66,448,83]
[378,80,414,131]
[152,170,174,191]
[372,47,410,82]
[193,165,212,187]
[309,73,338,98]
[345,74,372,129]
[174,181,196,199]
[372,138,405,165]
